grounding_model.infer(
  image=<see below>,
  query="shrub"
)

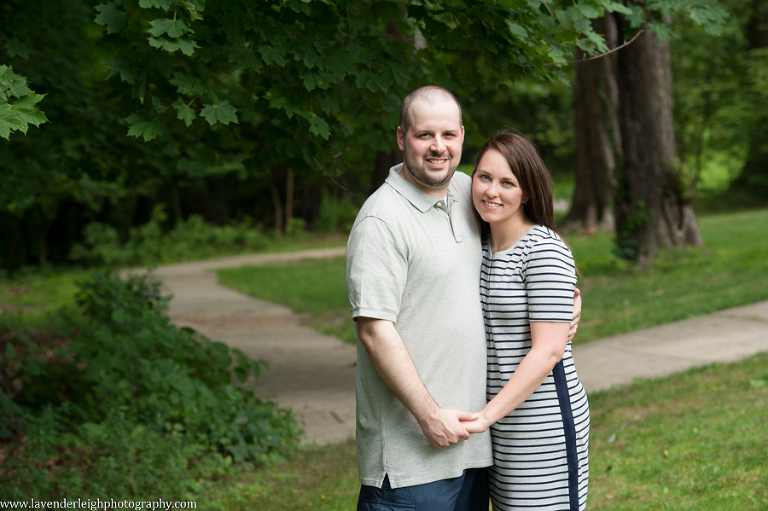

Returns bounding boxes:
[68,222,127,267]
[70,208,272,268]
[284,217,306,236]
[0,271,301,499]
[316,192,360,234]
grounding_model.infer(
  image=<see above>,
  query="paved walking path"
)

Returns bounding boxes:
[140,248,768,446]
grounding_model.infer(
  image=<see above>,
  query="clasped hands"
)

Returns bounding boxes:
[417,407,491,449]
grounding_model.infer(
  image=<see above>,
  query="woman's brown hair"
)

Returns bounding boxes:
[471,130,556,232]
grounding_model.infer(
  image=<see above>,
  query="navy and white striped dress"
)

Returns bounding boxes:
[480,225,589,511]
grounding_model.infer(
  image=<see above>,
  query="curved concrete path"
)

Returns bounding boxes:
[132,247,355,446]
[134,248,768,446]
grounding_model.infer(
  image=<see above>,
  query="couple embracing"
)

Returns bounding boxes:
[346,86,589,511]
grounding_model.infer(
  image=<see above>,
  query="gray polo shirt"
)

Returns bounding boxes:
[346,164,492,489]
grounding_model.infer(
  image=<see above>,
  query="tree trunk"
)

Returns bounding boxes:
[285,168,294,229]
[169,178,184,223]
[270,183,284,233]
[562,15,620,234]
[730,0,768,199]
[614,12,702,267]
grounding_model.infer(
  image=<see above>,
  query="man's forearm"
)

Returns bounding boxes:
[356,317,473,448]
[358,319,436,420]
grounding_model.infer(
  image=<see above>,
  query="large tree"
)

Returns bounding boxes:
[614,12,703,265]
[88,0,625,234]
[567,1,726,265]
[562,14,620,233]
[93,0,618,152]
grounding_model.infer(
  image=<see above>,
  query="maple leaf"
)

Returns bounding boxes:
[200,102,238,126]
[94,3,128,34]
[125,114,163,141]
[173,98,196,127]
[0,66,48,139]
[148,18,192,38]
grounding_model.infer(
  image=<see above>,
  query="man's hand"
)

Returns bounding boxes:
[357,318,477,449]
[417,408,477,449]
[568,287,582,342]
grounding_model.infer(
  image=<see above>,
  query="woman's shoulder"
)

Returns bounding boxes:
[524,225,565,245]
[523,225,572,258]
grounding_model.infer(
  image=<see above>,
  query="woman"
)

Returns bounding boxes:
[463,131,589,511]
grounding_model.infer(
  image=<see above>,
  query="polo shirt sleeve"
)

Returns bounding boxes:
[524,237,576,323]
[346,216,407,323]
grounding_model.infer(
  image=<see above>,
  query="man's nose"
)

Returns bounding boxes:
[431,136,446,153]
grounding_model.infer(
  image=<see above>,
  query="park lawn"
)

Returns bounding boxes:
[586,352,768,511]
[206,352,768,510]
[215,207,768,345]
[0,269,89,327]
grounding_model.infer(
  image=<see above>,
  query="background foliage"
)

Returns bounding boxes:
[0,271,300,499]
[2,0,739,272]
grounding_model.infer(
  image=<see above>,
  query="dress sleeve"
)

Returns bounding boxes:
[346,216,407,323]
[524,235,576,323]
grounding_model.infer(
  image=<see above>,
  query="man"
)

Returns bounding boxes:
[346,86,579,510]
[346,85,490,510]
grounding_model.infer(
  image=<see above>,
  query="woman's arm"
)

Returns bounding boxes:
[463,321,570,433]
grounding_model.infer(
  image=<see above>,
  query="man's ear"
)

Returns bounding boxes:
[396,126,405,151]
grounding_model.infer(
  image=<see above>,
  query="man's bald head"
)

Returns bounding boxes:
[399,86,463,135]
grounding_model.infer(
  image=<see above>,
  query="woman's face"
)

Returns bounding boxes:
[472,148,527,228]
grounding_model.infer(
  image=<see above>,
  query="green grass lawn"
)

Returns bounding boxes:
[0,269,89,327]
[216,208,768,345]
[587,353,768,511]
[203,352,768,510]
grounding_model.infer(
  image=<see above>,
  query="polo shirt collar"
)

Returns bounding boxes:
[385,163,459,213]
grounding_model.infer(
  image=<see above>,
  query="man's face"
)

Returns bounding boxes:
[396,97,464,196]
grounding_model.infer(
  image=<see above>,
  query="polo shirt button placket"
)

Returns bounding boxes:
[436,200,463,243]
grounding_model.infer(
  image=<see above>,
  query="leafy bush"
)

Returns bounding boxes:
[68,222,126,266]
[70,206,272,267]
[0,271,301,499]
[315,192,360,234]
